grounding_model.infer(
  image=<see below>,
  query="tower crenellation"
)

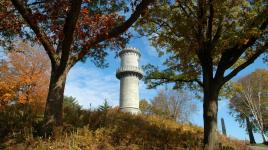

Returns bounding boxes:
[116,47,143,114]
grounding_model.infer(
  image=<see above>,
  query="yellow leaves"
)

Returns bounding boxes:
[246,28,261,37]
[233,83,243,93]
[230,58,246,69]
[237,28,262,45]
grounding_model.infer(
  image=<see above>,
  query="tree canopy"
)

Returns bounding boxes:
[0,42,50,109]
[229,69,268,143]
[0,0,153,127]
[146,89,197,123]
[135,0,268,149]
[1,0,152,66]
[137,0,267,89]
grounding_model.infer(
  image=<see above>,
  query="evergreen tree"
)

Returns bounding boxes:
[98,99,111,112]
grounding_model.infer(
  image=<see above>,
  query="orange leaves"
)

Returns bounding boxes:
[0,61,16,106]
[0,42,50,107]
[81,8,89,15]
[0,80,16,106]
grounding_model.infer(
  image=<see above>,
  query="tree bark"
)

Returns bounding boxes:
[44,65,69,127]
[203,85,220,150]
[246,117,256,144]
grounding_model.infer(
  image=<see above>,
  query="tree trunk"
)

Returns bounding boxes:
[44,66,69,128]
[246,117,256,144]
[203,86,219,150]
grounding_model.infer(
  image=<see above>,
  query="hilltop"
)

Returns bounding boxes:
[0,108,249,150]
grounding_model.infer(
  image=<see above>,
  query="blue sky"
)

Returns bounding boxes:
[64,36,267,143]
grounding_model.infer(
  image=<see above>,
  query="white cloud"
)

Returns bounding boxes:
[64,61,158,109]
[65,63,120,109]
[64,40,161,109]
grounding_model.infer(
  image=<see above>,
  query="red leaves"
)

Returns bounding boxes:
[5,0,131,60]
[75,10,124,51]
[0,13,8,20]
[0,0,22,33]
[32,12,48,21]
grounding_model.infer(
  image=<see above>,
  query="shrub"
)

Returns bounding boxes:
[0,104,41,140]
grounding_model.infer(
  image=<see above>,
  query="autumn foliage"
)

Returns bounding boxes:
[0,0,22,34]
[136,1,268,149]
[0,0,153,127]
[0,42,50,108]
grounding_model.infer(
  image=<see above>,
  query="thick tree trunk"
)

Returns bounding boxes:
[44,66,69,127]
[246,117,256,144]
[203,86,219,150]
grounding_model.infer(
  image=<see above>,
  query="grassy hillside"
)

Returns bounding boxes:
[0,107,249,150]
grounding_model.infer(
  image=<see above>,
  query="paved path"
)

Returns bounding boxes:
[249,146,268,150]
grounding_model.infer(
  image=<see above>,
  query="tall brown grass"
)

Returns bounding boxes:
[0,107,250,150]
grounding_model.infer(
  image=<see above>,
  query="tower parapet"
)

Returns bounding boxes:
[119,47,141,57]
[116,47,143,114]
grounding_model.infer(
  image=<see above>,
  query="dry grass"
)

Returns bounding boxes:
[0,108,250,150]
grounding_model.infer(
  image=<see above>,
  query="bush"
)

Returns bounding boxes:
[0,104,41,140]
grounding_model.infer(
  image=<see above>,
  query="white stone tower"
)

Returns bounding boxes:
[116,47,143,114]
